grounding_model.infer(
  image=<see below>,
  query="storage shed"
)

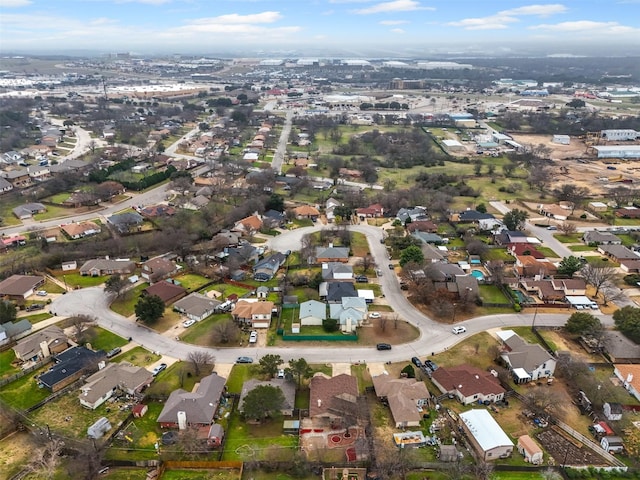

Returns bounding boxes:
[517,435,543,465]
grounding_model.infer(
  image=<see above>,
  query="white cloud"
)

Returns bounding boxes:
[354,0,433,14]
[0,0,32,6]
[192,11,282,25]
[529,20,639,33]
[379,20,409,25]
[447,15,517,30]
[499,4,567,17]
[390,28,405,33]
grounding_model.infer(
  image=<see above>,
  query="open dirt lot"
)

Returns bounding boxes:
[0,431,34,479]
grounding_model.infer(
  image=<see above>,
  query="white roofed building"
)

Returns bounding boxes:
[459,409,513,461]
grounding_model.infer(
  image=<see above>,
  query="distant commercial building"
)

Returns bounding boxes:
[593,145,640,159]
[601,129,638,141]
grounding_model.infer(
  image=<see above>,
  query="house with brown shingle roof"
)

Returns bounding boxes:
[79,362,153,410]
[13,325,68,362]
[614,364,640,402]
[61,221,101,240]
[431,365,505,405]
[293,205,320,221]
[141,257,179,284]
[79,259,136,277]
[372,375,430,427]
[355,204,384,218]
[231,300,274,328]
[143,280,187,305]
[0,274,45,299]
[232,214,263,236]
[309,373,359,429]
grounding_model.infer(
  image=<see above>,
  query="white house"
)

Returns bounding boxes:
[614,364,640,402]
[601,436,624,453]
[497,330,557,383]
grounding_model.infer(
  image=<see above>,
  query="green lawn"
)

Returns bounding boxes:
[105,402,165,462]
[86,326,129,351]
[0,349,19,379]
[145,362,213,397]
[350,232,370,257]
[22,312,53,324]
[0,364,51,409]
[180,313,234,345]
[479,284,510,304]
[535,246,560,258]
[482,249,513,262]
[553,233,583,243]
[568,245,596,252]
[172,273,211,291]
[110,283,149,316]
[33,204,71,220]
[160,470,241,480]
[59,273,109,288]
[110,346,160,367]
[200,283,250,299]
[42,279,66,294]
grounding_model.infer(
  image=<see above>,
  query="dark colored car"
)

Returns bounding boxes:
[411,357,423,368]
[355,275,369,283]
[424,360,438,371]
[26,304,44,312]
[376,343,392,351]
[388,264,395,270]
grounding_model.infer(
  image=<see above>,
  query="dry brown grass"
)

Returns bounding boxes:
[0,431,33,480]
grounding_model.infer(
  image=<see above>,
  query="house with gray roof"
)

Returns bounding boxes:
[421,244,446,263]
[429,264,479,298]
[253,252,287,281]
[80,362,153,410]
[583,231,622,245]
[598,244,639,262]
[412,231,443,244]
[239,378,296,417]
[0,177,13,194]
[13,325,68,362]
[315,245,350,263]
[322,281,358,303]
[299,300,326,326]
[329,297,367,333]
[396,206,428,224]
[372,375,430,428]
[0,319,32,345]
[158,373,227,428]
[321,262,354,281]
[79,258,136,277]
[0,274,44,299]
[497,330,556,383]
[12,202,46,219]
[107,211,144,233]
[173,293,221,321]
[38,346,105,392]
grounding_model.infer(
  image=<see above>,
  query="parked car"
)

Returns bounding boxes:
[369,312,381,319]
[355,275,369,283]
[182,319,196,328]
[249,331,258,343]
[26,303,44,312]
[106,347,122,358]
[36,290,47,296]
[411,357,423,368]
[236,356,253,364]
[388,264,395,270]
[452,326,467,334]
[546,225,557,231]
[376,343,392,351]
[152,363,167,376]
[277,369,285,379]
[424,360,438,371]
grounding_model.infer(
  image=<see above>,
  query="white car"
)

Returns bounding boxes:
[182,319,196,328]
[277,369,285,379]
[249,331,258,343]
[452,326,467,334]
[369,312,381,319]
[36,290,47,296]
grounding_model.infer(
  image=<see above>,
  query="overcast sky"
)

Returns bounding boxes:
[1,0,640,56]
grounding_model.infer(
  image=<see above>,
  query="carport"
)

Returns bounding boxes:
[566,296,597,310]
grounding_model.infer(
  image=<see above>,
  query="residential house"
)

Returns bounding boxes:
[457,210,496,224]
[372,375,430,428]
[495,230,529,245]
[328,297,367,333]
[412,231,443,244]
[315,245,349,263]
[143,280,187,305]
[38,346,105,392]
[253,252,287,281]
[12,202,46,220]
[28,165,50,182]
[13,325,68,362]
[79,362,153,410]
[323,282,358,303]
[355,204,384,219]
[0,275,45,299]
[262,209,286,229]
[421,244,446,263]
[538,203,570,221]
[2,169,31,188]
[431,365,505,405]
[299,300,327,326]
[396,207,428,224]
[293,205,320,221]
[140,204,176,218]
[583,231,622,245]
[325,198,342,223]
[621,259,640,274]
[601,436,624,453]
[2,150,22,165]
[61,221,101,240]
[232,300,274,328]
[598,244,639,262]
[429,264,479,299]
[603,402,623,422]
[1,235,26,249]
[514,256,557,278]
[0,177,13,194]
[232,214,263,236]
[184,195,209,211]
[107,211,144,233]
[157,373,227,429]
[0,319,31,345]
[616,207,640,219]
[141,257,179,283]
[497,330,556,383]
[173,293,221,322]
[459,409,514,461]
[79,259,136,277]
[606,333,640,362]
[239,379,296,417]
[615,364,640,402]
[309,373,359,429]
[321,262,354,282]
[517,435,543,465]
[507,243,545,259]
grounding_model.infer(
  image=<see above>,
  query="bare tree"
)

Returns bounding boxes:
[600,283,624,307]
[525,386,565,419]
[378,316,388,333]
[473,461,494,480]
[486,260,506,286]
[358,254,375,273]
[558,221,577,235]
[581,260,618,297]
[68,314,95,344]
[187,351,215,376]
[26,437,65,480]
[211,319,240,344]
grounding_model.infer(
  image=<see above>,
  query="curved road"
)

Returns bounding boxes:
[51,224,614,365]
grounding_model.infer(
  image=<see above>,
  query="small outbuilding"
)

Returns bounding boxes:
[552,134,570,145]
[601,435,624,453]
[517,435,543,465]
[87,417,112,439]
[603,402,623,421]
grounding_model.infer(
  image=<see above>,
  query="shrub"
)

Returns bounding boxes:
[513,303,522,312]
[401,364,415,378]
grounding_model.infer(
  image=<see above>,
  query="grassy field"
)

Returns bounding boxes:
[86,326,129,351]
[0,349,19,379]
[180,313,235,346]
[172,273,211,291]
[0,363,51,409]
[432,332,497,370]
[479,284,510,304]
[535,246,560,258]
[59,273,109,288]
[110,346,160,367]
[110,283,149,316]
[22,312,53,324]
[553,233,583,243]
[568,245,596,252]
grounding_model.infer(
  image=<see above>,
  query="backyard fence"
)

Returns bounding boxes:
[0,358,51,388]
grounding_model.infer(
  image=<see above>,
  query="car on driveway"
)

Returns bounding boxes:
[182,319,196,328]
[152,363,167,376]
[411,357,423,368]
[236,356,253,363]
[452,326,467,334]
[36,290,48,296]
[249,331,258,343]
[388,264,395,270]
[376,343,392,351]
[369,312,381,319]
[355,275,369,283]
[424,360,438,371]
[277,369,285,379]
[26,303,44,312]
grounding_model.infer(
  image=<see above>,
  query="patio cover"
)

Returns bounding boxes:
[512,368,531,381]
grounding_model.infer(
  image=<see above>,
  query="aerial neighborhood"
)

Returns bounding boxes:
[2,50,640,480]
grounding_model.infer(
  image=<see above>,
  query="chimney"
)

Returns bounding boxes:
[177,411,187,430]
[317,399,322,407]
[627,373,634,383]
[98,361,106,370]
[40,340,50,358]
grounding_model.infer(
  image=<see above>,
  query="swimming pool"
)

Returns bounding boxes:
[470,270,485,280]
[512,289,535,304]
